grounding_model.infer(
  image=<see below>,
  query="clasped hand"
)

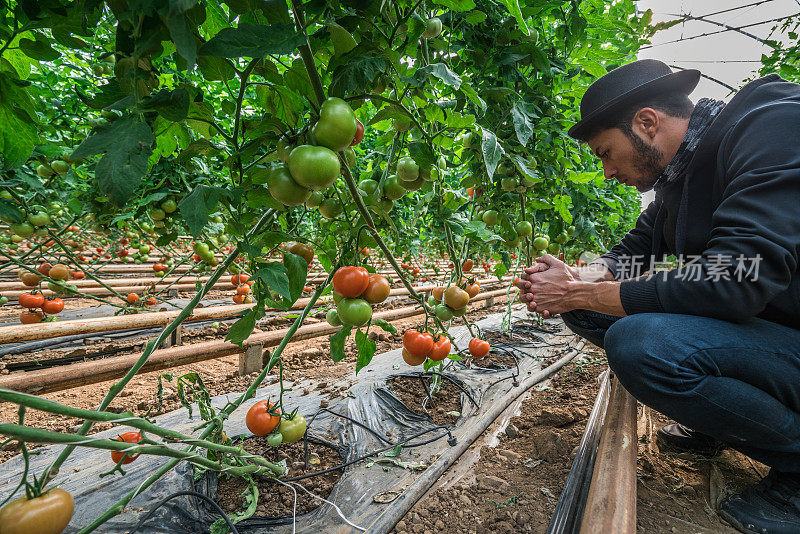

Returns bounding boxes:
[514,254,579,317]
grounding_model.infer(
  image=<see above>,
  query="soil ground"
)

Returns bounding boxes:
[393,343,761,534]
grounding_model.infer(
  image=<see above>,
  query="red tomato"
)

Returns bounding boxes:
[428,335,451,362]
[232,294,246,304]
[126,293,139,304]
[468,338,490,359]
[19,310,43,324]
[70,270,85,279]
[462,259,474,272]
[246,401,280,436]
[41,298,65,315]
[153,263,166,273]
[145,297,157,306]
[110,431,142,465]
[332,266,370,298]
[402,347,426,366]
[36,262,52,276]
[350,119,365,146]
[236,285,251,295]
[18,293,44,309]
[362,274,390,304]
[403,329,434,357]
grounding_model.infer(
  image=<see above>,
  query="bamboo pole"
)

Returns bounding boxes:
[579,375,638,534]
[0,288,514,395]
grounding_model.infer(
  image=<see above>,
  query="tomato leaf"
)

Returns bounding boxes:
[408,142,436,170]
[200,23,304,58]
[355,329,376,374]
[372,318,396,334]
[255,262,290,300]
[329,326,351,362]
[0,197,24,223]
[493,262,508,280]
[178,185,220,237]
[510,101,538,146]
[283,252,307,304]
[141,88,191,122]
[226,307,264,347]
[70,118,154,206]
[0,73,39,170]
[480,128,504,179]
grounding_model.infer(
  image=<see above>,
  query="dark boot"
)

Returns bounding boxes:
[656,423,726,457]
[719,469,800,534]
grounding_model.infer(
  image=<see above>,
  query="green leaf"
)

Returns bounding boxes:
[367,105,407,126]
[405,63,461,89]
[283,252,307,304]
[372,318,396,334]
[510,101,538,146]
[578,59,607,78]
[225,307,263,347]
[459,83,486,113]
[499,0,529,36]
[464,11,487,24]
[553,194,573,224]
[0,74,38,170]
[329,326,351,362]
[255,262,290,300]
[355,329,376,374]
[141,88,191,121]
[0,198,24,223]
[178,186,213,237]
[434,0,475,10]
[76,80,130,111]
[493,262,508,280]
[200,23,304,58]
[480,128,504,178]
[408,142,436,170]
[166,13,197,68]
[19,32,60,61]
[197,56,235,81]
[70,118,153,205]
[329,53,388,98]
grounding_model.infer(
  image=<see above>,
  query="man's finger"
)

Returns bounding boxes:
[535,254,559,266]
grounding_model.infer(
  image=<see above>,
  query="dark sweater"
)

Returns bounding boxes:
[597,74,800,329]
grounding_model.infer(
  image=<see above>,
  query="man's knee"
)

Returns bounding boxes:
[604,314,674,392]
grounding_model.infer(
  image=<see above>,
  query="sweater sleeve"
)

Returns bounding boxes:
[594,200,659,280]
[619,103,800,321]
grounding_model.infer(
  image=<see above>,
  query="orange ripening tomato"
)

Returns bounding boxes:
[0,488,74,534]
[332,266,370,298]
[465,282,480,299]
[145,297,157,306]
[41,298,65,315]
[362,274,390,304]
[428,335,451,362]
[70,270,85,279]
[462,259,474,272]
[18,292,44,309]
[403,329,434,357]
[232,294,246,304]
[246,400,280,436]
[111,431,142,465]
[468,338,490,359]
[126,293,139,304]
[236,284,251,295]
[402,347,426,366]
[19,310,43,325]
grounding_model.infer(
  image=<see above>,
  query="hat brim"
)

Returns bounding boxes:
[568,69,701,140]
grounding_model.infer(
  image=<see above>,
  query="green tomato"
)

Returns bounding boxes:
[401,175,425,191]
[277,136,293,163]
[554,231,569,244]
[326,309,342,326]
[434,304,454,321]
[343,147,356,168]
[27,211,51,227]
[358,179,379,205]
[36,164,53,178]
[149,208,166,221]
[267,432,283,447]
[0,296,8,305]
[161,199,177,214]
[515,221,533,237]
[427,295,439,307]
[337,298,372,326]
[567,225,576,237]
[382,175,406,200]
[278,414,307,444]
[267,164,312,206]
[482,210,499,226]
[305,190,324,208]
[139,245,150,255]
[329,22,358,57]
[10,234,23,243]
[50,160,70,174]
[500,177,518,191]
[450,305,467,317]
[288,145,341,191]
[318,198,343,219]
[311,97,357,151]
[533,236,549,250]
[193,242,210,256]
[396,156,419,182]
[10,222,34,238]
[372,198,393,215]
[548,243,561,255]
[422,17,443,38]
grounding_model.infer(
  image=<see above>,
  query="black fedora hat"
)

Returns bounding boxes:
[568,59,701,140]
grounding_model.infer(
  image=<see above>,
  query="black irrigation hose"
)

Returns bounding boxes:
[419,371,479,409]
[130,490,239,534]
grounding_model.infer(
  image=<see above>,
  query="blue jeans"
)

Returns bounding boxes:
[561,309,800,472]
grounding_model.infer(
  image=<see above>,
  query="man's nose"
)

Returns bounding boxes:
[602,164,617,180]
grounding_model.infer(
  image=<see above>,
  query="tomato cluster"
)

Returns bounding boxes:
[326,266,390,328]
[427,278,480,322]
[402,329,452,366]
[231,273,254,304]
[245,400,307,446]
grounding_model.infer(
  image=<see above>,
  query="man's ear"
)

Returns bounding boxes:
[633,107,660,140]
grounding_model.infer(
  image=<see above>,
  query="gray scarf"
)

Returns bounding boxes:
[654,97,726,191]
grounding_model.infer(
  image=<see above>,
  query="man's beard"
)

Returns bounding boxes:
[628,132,666,192]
